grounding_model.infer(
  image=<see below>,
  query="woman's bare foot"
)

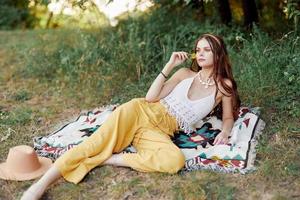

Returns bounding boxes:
[21,182,46,200]
[103,153,130,167]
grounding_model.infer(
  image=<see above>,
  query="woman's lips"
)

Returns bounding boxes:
[198,58,206,62]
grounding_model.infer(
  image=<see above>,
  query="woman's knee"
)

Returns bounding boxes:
[120,98,142,110]
[114,98,141,116]
[159,148,185,173]
[128,98,144,105]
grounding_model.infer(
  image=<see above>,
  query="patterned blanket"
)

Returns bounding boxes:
[33,105,265,174]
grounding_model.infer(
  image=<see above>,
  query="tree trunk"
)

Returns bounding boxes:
[215,0,232,25]
[241,0,259,28]
[45,12,53,29]
[191,0,205,20]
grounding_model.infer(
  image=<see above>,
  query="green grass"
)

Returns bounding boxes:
[0,6,299,200]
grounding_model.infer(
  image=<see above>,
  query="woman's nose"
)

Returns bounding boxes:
[197,50,204,56]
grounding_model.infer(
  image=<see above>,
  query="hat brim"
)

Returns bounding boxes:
[0,156,52,181]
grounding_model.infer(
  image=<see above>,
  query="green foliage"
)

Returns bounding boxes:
[230,27,300,119]
[12,6,299,120]
[0,0,35,29]
[284,0,300,33]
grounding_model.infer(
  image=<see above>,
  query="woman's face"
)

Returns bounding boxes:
[195,38,214,69]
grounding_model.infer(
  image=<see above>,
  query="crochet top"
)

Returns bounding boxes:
[160,74,216,133]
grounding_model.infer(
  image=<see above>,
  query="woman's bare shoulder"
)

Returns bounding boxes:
[174,67,197,81]
[217,78,233,96]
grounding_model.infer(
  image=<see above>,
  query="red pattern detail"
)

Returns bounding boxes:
[243,118,250,127]
[84,117,89,122]
[201,159,216,164]
[44,144,58,151]
[94,110,102,115]
[230,160,241,167]
[89,118,96,124]
[238,107,250,117]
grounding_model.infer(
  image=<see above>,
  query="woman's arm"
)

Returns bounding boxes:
[145,52,188,102]
[213,80,235,145]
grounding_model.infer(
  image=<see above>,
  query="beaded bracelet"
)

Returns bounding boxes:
[160,71,168,79]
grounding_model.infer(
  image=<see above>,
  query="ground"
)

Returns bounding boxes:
[0,30,299,200]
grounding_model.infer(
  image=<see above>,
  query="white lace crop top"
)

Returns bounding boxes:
[160,74,216,133]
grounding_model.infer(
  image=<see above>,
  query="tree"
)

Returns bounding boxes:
[215,0,232,25]
[241,0,259,28]
[0,0,35,29]
[190,0,205,20]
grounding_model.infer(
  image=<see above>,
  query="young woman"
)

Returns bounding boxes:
[21,33,240,200]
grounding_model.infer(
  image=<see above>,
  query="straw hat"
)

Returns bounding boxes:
[0,145,52,181]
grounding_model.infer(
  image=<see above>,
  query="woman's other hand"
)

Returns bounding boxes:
[167,51,189,68]
[213,131,230,145]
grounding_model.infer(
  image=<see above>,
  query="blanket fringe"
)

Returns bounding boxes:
[244,119,266,170]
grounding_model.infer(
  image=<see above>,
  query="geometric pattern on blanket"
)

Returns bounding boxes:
[33,105,118,160]
[180,111,265,174]
[33,105,265,174]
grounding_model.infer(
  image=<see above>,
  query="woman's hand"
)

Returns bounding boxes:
[213,131,230,145]
[167,51,189,69]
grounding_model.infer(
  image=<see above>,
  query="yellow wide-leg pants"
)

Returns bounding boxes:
[54,98,185,184]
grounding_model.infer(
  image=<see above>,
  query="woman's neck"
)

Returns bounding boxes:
[200,68,213,80]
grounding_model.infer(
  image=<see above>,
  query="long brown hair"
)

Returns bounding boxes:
[190,33,241,119]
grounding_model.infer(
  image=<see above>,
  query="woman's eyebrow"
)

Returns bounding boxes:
[196,46,211,49]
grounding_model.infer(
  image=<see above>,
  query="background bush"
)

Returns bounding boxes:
[0,0,35,29]
[12,6,299,122]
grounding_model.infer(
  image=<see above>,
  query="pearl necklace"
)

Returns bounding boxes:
[197,71,215,89]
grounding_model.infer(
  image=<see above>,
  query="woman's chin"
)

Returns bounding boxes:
[198,64,213,69]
